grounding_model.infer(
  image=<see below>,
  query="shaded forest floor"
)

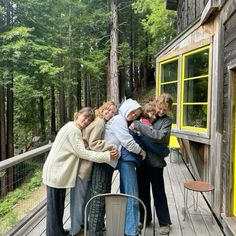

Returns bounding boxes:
[133,86,156,105]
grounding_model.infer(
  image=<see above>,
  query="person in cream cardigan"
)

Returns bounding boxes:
[42,107,119,236]
[70,101,118,236]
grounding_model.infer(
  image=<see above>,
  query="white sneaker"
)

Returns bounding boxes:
[159,225,170,235]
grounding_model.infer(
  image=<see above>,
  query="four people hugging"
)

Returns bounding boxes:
[42,93,174,236]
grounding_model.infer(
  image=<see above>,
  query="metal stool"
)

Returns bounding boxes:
[183,180,214,221]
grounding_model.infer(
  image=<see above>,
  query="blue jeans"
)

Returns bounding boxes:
[70,176,89,235]
[117,159,139,236]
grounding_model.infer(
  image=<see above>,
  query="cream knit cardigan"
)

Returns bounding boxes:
[78,117,117,180]
[42,121,111,188]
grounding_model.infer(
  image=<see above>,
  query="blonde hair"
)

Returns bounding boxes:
[74,107,95,121]
[95,101,117,118]
[156,93,174,112]
[142,102,156,118]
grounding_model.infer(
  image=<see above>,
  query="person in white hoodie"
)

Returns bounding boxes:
[42,107,119,236]
[106,98,146,236]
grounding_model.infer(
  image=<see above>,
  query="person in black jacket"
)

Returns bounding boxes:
[133,93,174,235]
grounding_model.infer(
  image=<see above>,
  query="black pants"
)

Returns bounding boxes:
[88,163,114,236]
[46,186,67,236]
[137,163,172,226]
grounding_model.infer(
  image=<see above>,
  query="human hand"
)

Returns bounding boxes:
[109,149,119,160]
[140,149,146,160]
[129,122,138,133]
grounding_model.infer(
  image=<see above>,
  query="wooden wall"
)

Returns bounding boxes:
[176,0,209,32]
[222,7,236,216]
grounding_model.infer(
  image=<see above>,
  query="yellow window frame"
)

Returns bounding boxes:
[158,56,179,127]
[180,45,210,132]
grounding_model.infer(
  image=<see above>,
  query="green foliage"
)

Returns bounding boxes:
[133,0,177,55]
[0,169,42,217]
[118,42,131,69]
[0,0,177,148]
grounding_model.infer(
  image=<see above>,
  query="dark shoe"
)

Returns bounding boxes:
[159,225,170,235]
[138,222,143,230]
[138,221,151,230]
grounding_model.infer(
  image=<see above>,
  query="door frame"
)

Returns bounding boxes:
[228,63,236,216]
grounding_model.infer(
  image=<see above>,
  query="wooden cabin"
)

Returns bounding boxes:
[156,0,236,235]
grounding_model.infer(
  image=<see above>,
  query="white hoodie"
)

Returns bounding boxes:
[106,98,142,156]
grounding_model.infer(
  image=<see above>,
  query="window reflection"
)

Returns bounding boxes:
[161,83,177,102]
[184,49,209,78]
[184,77,208,103]
[183,105,207,128]
[161,60,178,82]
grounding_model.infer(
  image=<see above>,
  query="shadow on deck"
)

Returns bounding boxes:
[5,155,223,236]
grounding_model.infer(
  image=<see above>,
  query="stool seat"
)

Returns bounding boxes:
[183,180,215,222]
[184,180,214,192]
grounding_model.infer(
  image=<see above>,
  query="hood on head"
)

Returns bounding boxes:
[119,98,141,118]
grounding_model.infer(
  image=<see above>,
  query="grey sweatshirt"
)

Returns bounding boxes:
[107,98,142,155]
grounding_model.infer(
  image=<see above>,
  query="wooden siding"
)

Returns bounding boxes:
[176,0,209,33]
[222,8,236,217]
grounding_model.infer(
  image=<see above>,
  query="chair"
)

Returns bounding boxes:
[183,180,215,222]
[84,193,147,236]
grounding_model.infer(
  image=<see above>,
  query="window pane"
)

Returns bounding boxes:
[184,49,209,78]
[160,83,177,102]
[161,60,178,82]
[183,105,207,128]
[183,78,208,103]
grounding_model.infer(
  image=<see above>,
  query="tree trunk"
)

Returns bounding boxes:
[96,82,100,108]
[129,3,134,97]
[50,84,56,138]
[119,68,126,99]
[0,83,7,197]
[86,73,91,107]
[67,5,73,121]
[38,77,46,141]
[84,72,88,106]
[109,0,119,104]
[39,96,46,141]
[58,81,66,128]
[6,71,14,191]
[76,64,82,110]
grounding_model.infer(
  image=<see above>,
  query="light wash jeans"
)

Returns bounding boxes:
[70,176,89,235]
[117,159,139,236]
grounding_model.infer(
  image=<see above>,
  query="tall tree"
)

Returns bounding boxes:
[108,0,119,104]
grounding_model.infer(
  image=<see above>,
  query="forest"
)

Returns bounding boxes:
[0,0,177,161]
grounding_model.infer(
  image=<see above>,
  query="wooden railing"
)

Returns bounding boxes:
[0,144,52,236]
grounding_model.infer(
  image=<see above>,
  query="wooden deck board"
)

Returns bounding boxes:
[9,154,223,236]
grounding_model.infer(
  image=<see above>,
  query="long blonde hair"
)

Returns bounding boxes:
[156,93,174,116]
[95,101,117,118]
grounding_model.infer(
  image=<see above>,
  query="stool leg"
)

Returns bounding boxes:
[195,192,199,211]
[183,187,188,220]
[211,190,214,224]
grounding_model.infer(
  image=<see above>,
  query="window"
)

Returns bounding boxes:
[158,57,178,125]
[181,46,209,131]
[157,45,210,133]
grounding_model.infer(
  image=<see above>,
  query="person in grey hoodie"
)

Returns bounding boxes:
[107,98,146,236]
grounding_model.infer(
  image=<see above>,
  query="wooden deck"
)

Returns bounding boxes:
[10,155,223,236]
